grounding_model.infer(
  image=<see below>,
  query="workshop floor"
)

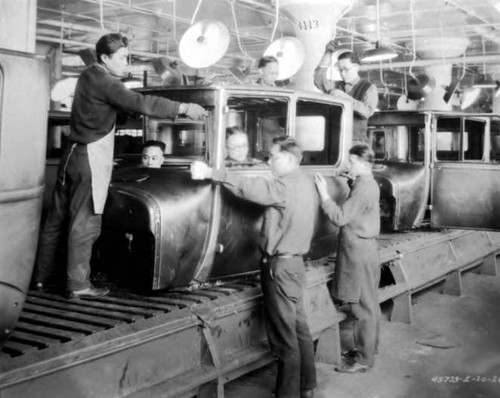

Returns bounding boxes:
[225,271,500,398]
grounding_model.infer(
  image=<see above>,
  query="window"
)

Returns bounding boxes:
[436,117,485,161]
[146,118,206,159]
[491,119,500,162]
[295,100,342,166]
[463,119,485,160]
[372,130,385,159]
[436,118,461,161]
[224,96,288,166]
[0,65,3,153]
[369,125,424,162]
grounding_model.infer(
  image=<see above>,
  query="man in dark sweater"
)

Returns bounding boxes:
[314,43,378,144]
[33,33,206,298]
[191,136,317,398]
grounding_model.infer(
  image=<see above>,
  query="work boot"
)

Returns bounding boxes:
[335,358,371,374]
[301,389,314,398]
[69,285,109,298]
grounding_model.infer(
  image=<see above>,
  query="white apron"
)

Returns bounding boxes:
[87,127,115,214]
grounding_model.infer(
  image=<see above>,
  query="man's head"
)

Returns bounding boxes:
[142,140,166,168]
[336,51,360,84]
[348,144,375,177]
[258,56,279,86]
[226,126,249,163]
[96,33,129,77]
[269,136,302,177]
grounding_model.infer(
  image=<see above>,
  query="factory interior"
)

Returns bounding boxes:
[1,1,500,397]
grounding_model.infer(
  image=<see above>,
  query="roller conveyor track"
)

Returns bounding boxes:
[1,278,259,359]
[0,229,499,398]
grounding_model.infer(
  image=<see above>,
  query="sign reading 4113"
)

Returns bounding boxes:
[298,20,319,30]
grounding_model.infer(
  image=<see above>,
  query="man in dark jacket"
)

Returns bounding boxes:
[33,33,206,298]
[191,136,317,398]
[314,43,378,144]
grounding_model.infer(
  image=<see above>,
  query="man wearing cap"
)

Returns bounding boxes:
[314,42,378,144]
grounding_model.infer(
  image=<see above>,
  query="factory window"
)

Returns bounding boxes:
[295,99,342,166]
[225,96,288,166]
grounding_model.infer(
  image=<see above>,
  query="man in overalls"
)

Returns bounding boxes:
[33,33,206,298]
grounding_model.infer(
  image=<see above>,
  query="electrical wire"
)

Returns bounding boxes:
[270,0,279,43]
[230,0,254,64]
[403,68,408,97]
[190,0,203,25]
[380,64,389,98]
[459,51,466,81]
[409,0,417,79]
[99,0,106,31]
[376,0,381,45]
[172,0,178,45]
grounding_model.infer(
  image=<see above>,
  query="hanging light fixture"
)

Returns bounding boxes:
[460,87,481,110]
[473,74,496,89]
[361,0,397,63]
[473,39,496,88]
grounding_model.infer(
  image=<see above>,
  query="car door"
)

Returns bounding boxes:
[430,115,500,230]
[295,96,350,259]
[210,93,291,279]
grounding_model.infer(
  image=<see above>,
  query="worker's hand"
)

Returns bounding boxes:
[191,161,213,180]
[325,40,337,53]
[314,173,331,202]
[184,103,208,120]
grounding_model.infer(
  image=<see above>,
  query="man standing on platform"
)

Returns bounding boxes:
[314,42,378,144]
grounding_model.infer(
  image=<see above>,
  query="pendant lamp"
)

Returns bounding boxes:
[361,0,397,63]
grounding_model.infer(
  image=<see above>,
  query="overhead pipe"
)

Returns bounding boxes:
[361,54,500,71]
[76,0,272,42]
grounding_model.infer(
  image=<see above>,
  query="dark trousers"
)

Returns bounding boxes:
[34,143,102,291]
[341,261,381,367]
[260,256,316,398]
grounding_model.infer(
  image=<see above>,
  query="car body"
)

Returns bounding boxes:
[97,85,354,290]
[368,111,500,231]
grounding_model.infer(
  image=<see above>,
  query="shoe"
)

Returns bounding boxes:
[341,349,358,359]
[335,359,371,374]
[69,285,109,298]
[301,389,314,398]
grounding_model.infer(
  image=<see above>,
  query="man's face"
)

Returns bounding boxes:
[226,133,249,163]
[347,154,365,177]
[102,47,129,77]
[336,58,359,84]
[142,146,164,168]
[259,62,279,86]
[269,144,296,177]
